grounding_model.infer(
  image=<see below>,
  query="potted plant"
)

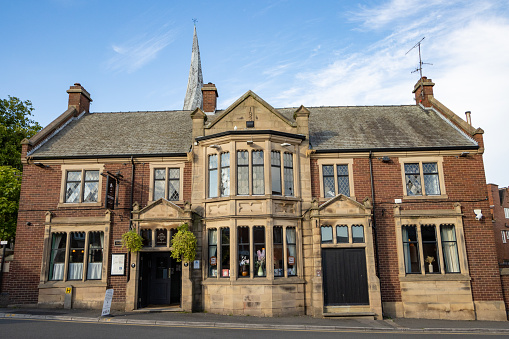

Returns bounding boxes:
[425,256,435,273]
[240,256,249,276]
[121,230,143,252]
[170,223,197,263]
[256,248,266,276]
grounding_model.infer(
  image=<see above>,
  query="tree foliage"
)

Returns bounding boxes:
[170,223,197,263]
[0,166,21,241]
[0,96,42,170]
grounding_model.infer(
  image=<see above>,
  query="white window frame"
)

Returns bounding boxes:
[504,208,509,219]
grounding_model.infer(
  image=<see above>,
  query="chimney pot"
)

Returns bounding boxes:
[465,111,472,126]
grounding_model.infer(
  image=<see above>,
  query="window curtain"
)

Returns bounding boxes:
[50,233,64,280]
[441,225,460,273]
[68,263,83,280]
[402,227,411,273]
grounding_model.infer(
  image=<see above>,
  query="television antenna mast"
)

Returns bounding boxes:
[406,37,433,101]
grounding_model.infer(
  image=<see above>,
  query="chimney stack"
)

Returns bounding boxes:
[201,82,218,113]
[67,83,92,115]
[412,77,434,107]
[465,111,472,126]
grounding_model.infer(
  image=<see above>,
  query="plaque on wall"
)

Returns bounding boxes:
[111,254,126,276]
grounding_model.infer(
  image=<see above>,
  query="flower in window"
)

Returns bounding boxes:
[256,248,266,276]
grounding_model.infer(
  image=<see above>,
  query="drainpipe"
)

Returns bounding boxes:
[128,156,135,282]
[369,151,381,278]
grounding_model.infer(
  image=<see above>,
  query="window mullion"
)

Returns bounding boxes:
[80,170,85,203]
[419,163,426,196]
[249,227,253,277]
[417,226,425,275]
[82,232,90,282]
[436,225,445,274]
[63,232,70,282]
[333,165,338,197]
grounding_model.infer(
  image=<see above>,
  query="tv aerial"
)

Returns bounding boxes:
[406,37,433,100]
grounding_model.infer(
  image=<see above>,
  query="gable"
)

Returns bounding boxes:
[318,194,371,216]
[205,91,296,135]
[136,199,184,220]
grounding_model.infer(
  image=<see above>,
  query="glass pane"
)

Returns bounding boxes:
[141,229,152,247]
[154,169,165,180]
[424,173,440,195]
[402,225,420,273]
[68,232,85,280]
[323,165,335,198]
[168,168,180,179]
[405,163,422,196]
[209,168,218,198]
[352,225,364,243]
[208,229,218,278]
[221,228,230,276]
[422,225,439,273]
[208,154,218,169]
[83,182,98,202]
[238,227,250,277]
[336,225,348,243]
[271,165,282,195]
[156,229,167,246]
[253,165,264,195]
[423,162,438,173]
[220,167,230,196]
[284,153,294,196]
[87,231,103,280]
[155,256,168,279]
[441,224,460,273]
[85,170,99,181]
[252,151,264,165]
[273,227,283,277]
[153,180,165,200]
[253,226,266,277]
[337,175,350,197]
[67,171,81,181]
[168,179,179,200]
[286,227,297,276]
[66,182,80,203]
[220,153,230,197]
[237,151,249,195]
[321,225,333,244]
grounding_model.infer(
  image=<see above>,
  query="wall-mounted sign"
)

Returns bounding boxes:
[193,260,200,269]
[105,176,116,210]
[111,254,125,276]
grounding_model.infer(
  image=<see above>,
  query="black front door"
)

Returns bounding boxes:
[138,252,181,307]
[322,248,369,306]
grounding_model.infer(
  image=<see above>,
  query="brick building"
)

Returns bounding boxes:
[4,28,507,320]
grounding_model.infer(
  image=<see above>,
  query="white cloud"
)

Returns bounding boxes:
[269,1,509,186]
[106,29,177,73]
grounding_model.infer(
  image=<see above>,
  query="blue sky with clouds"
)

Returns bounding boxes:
[1,0,508,186]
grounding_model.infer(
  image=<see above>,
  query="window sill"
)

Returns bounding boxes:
[203,276,305,285]
[204,195,301,203]
[39,280,107,289]
[399,273,470,282]
[147,200,184,205]
[57,202,103,208]
[402,194,448,200]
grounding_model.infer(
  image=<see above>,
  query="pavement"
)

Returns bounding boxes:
[1,306,509,334]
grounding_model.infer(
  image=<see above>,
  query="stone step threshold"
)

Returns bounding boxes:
[323,311,375,319]
[133,305,182,313]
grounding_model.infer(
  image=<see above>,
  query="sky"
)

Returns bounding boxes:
[1,0,508,187]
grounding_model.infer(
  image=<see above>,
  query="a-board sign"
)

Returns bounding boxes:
[101,289,114,316]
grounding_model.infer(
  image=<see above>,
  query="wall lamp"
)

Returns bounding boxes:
[210,144,221,149]
[34,162,49,168]
[380,156,391,163]
[459,152,470,157]
[281,142,291,147]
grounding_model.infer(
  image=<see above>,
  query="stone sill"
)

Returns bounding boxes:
[202,277,305,286]
[57,202,103,208]
[402,194,449,200]
[203,195,302,203]
[399,274,470,282]
[39,281,107,289]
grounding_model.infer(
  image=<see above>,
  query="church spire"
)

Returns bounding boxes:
[183,25,203,110]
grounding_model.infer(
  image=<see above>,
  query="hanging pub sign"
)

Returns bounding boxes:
[105,176,116,210]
